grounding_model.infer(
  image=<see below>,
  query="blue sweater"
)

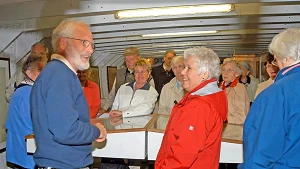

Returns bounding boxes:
[239,63,300,169]
[6,85,35,169]
[30,60,100,168]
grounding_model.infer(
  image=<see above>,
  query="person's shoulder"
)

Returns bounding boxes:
[162,80,172,88]
[46,60,73,72]
[116,67,127,74]
[87,80,99,87]
[250,75,259,82]
[257,80,269,88]
[42,60,76,78]
[167,77,176,83]
[235,83,247,90]
[119,82,131,89]
[149,85,159,94]
[152,64,162,71]
[251,78,259,85]
[11,85,32,100]
[15,84,32,93]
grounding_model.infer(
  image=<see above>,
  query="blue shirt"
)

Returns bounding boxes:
[6,85,35,169]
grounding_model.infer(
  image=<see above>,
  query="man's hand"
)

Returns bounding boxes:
[109,110,122,117]
[94,123,107,142]
[110,116,123,126]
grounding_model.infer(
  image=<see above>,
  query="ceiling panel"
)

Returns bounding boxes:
[1,0,300,62]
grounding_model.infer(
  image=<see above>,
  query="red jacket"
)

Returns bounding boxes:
[155,79,228,169]
[83,80,101,118]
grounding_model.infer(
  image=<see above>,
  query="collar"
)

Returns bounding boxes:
[20,76,34,86]
[275,62,300,82]
[15,76,34,90]
[219,77,239,90]
[126,81,151,90]
[175,79,182,89]
[177,78,217,106]
[163,63,171,72]
[239,75,251,86]
[191,80,221,96]
[51,54,77,74]
[126,68,134,74]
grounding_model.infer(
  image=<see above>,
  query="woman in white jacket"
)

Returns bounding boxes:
[109,58,158,118]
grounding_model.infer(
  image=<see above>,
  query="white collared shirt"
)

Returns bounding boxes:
[51,54,77,74]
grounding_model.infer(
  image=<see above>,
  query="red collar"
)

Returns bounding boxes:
[219,77,239,90]
[177,78,217,106]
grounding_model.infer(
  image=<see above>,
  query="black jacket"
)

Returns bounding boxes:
[151,63,175,95]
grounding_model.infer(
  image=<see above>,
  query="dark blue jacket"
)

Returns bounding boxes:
[239,63,300,169]
[30,59,100,168]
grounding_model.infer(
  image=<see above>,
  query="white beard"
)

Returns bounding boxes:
[66,45,90,70]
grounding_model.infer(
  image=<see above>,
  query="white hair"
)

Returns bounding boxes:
[171,55,184,68]
[269,28,300,61]
[238,61,252,73]
[184,46,220,79]
[222,58,242,76]
[51,20,90,52]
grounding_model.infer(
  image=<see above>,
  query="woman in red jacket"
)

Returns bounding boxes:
[155,47,228,169]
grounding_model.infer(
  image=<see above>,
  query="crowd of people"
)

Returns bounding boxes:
[4,18,300,169]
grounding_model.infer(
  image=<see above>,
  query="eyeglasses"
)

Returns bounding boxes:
[271,58,278,66]
[64,37,95,51]
[222,68,235,73]
[134,70,148,74]
[266,63,278,69]
[172,65,185,70]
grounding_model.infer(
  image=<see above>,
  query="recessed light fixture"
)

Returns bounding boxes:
[142,30,218,37]
[115,4,234,19]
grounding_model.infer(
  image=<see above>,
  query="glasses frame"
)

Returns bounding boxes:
[134,70,149,75]
[271,58,278,66]
[221,68,235,73]
[64,37,95,51]
[172,65,185,70]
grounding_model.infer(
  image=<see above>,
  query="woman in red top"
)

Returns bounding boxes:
[155,47,228,169]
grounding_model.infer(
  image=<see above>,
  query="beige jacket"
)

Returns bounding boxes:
[246,75,259,102]
[158,77,185,115]
[254,78,273,99]
[226,83,250,124]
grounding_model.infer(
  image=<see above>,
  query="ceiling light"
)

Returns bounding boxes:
[115,4,234,19]
[142,30,218,37]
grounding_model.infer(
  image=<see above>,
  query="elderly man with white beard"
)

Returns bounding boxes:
[30,20,107,169]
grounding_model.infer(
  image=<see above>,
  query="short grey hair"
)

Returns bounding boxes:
[171,55,184,68]
[31,42,49,54]
[222,58,242,75]
[184,46,220,79]
[238,61,252,73]
[22,55,44,75]
[269,28,300,61]
[51,20,90,52]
